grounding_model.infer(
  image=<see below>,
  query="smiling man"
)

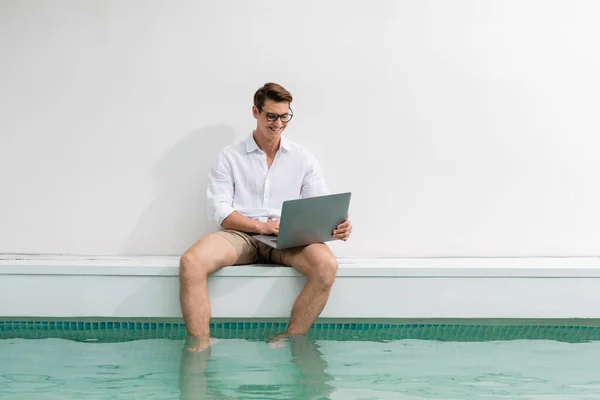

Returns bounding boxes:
[179,82,352,351]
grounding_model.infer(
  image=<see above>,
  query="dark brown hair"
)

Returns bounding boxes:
[253,82,293,109]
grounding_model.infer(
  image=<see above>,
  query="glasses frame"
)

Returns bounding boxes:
[258,107,294,123]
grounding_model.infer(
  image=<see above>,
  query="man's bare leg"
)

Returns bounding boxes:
[179,233,239,352]
[271,243,338,344]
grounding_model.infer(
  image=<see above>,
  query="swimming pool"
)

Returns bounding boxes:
[2,319,600,399]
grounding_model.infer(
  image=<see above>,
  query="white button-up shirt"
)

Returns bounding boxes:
[207,133,329,230]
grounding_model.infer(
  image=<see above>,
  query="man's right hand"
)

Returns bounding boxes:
[260,218,280,236]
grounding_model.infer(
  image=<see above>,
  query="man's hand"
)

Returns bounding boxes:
[260,218,280,236]
[333,217,352,241]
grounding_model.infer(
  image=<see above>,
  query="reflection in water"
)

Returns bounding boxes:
[179,335,334,399]
[288,335,334,399]
[179,338,217,399]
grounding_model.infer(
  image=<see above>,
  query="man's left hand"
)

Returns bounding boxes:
[333,218,352,241]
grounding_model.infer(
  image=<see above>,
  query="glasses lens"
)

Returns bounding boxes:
[263,111,293,122]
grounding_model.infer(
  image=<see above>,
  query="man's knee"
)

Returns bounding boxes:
[305,246,338,288]
[179,233,236,282]
[179,249,209,283]
[319,255,338,288]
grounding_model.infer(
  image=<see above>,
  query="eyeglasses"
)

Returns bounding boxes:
[259,107,294,123]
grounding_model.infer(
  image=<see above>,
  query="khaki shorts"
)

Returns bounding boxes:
[216,230,293,266]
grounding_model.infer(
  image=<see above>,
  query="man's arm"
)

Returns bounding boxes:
[221,211,279,235]
[300,153,329,199]
[207,151,279,235]
[207,151,238,228]
[301,152,352,241]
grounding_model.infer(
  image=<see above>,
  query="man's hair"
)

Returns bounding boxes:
[253,82,293,109]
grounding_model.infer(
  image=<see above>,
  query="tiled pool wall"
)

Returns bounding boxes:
[2,319,600,343]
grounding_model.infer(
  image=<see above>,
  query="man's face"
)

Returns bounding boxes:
[253,99,292,139]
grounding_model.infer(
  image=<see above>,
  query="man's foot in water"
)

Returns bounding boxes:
[268,331,308,349]
[186,335,220,352]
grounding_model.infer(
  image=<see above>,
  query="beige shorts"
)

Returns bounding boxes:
[215,230,293,266]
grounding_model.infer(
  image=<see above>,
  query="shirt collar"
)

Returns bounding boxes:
[245,132,290,153]
[245,134,259,153]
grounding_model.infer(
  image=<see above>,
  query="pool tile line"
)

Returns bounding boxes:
[1,320,600,343]
[1,320,600,332]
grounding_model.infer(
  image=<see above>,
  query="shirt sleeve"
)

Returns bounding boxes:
[206,150,236,229]
[300,153,330,199]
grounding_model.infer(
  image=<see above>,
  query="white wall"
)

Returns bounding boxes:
[1,0,599,257]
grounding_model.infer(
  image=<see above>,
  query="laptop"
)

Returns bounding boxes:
[253,192,351,249]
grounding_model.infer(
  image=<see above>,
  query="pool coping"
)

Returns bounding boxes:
[2,255,600,319]
[2,255,600,277]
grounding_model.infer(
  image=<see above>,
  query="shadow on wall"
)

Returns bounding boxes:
[123,125,236,255]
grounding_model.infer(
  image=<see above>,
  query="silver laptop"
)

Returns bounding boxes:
[253,192,351,249]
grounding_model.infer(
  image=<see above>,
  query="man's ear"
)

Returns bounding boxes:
[252,105,259,119]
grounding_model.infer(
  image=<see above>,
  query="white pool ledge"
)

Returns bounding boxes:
[2,255,600,319]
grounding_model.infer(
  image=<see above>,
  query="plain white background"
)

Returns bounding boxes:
[1,0,599,257]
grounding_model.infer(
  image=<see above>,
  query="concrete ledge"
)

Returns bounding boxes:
[1,255,600,319]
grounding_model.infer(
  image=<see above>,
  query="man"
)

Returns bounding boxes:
[179,82,352,352]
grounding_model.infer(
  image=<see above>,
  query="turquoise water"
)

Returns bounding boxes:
[1,321,600,399]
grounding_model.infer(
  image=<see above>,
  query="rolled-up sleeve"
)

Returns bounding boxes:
[207,151,236,228]
[300,153,329,199]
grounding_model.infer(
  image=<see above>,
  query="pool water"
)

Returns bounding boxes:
[1,322,600,399]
